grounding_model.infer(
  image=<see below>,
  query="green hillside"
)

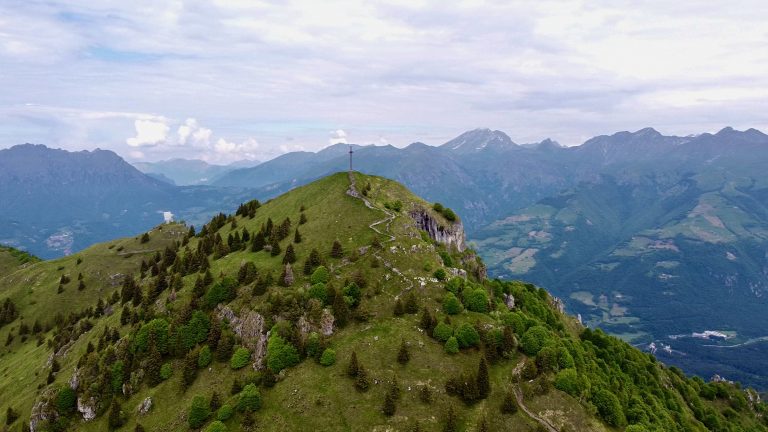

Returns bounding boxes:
[1,172,766,432]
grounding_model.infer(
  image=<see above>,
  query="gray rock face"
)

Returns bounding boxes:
[320,308,335,336]
[30,388,59,432]
[503,293,515,310]
[137,397,153,415]
[216,306,268,370]
[77,396,97,421]
[409,208,465,252]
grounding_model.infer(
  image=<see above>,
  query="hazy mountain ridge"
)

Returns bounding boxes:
[0,145,257,258]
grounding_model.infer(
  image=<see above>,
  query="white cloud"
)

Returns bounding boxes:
[177,118,213,148]
[1,0,768,155]
[129,150,145,159]
[126,119,170,147]
[329,129,348,145]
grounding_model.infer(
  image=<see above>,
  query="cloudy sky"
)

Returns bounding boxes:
[1,0,767,163]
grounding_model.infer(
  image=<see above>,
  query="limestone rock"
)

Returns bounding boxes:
[137,397,153,415]
[409,208,466,252]
[77,396,98,421]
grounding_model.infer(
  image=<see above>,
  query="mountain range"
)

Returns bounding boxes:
[2,126,768,390]
[132,159,260,186]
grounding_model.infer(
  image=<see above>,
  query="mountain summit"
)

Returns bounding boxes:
[440,128,517,154]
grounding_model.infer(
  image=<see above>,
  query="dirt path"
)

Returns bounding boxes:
[511,359,559,432]
[346,172,413,297]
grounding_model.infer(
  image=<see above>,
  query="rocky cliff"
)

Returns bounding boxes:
[410,207,466,251]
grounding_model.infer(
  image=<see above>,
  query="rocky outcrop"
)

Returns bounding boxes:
[216,306,268,370]
[30,388,59,432]
[137,397,153,415]
[77,396,98,421]
[409,208,465,251]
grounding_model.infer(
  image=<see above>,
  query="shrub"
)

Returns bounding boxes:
[204,277,238,309]
[433,322,453,342]
[445,336,459,354]
[554,369,582,397]
[266,334,300,372]
[56,387,77,414]
[464,288,489,313]
[188,395,211,428]
[320,348,336,366]
[216,404,234,421]
[205,420,228,432]
[198,345,213,368]
[134,318,169,353]
[456,323,480,348]
[160,362,173,380]
[443,293,463,315]
[433,268,447,281]
[592,388,626,427]
[308,283,327,304]
[310,266,330,284]
[520,325,551,356]
[230,347,251,370]
[237,384,261,412]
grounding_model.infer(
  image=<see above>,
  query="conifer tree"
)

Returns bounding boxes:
[283,244,296,264]
[270,237,281,256]
[397,340,410,365]
[107,400,124,430]
[182,349,199,389]
[331,240,343,258]
[251,230,266,252]
[146,343,163,387]
[501,390,518,414]
[383,383,397,416]
[303,259,312,275]
[404,291,419,314]
[477,357,490,399]
[299,212,307,225]
[77,280,86,291]
[355,365,370,392]
[347,351,359,377]
[443,403,457,432]
[333,292,350,327]
[294,228,302,243]
[393,298,405,316]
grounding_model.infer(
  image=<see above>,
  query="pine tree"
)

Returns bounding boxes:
[107,400,124,430]
[443,403,457,432]
[404,292,419,314]
[355,365,370,392]
[393,298,405,316]
[383,384,397,416]
[477,358,490,399]
[77,280,86,291]
[397,340,410,365]
[333,292,350,327]
[501,390,518,414]
[330,240,343,258]
[121,276,136,304]
[265,218,274,236]
[140,232,150,243]
[299,212,307,225]
[146,343,163,387]
[203,269,214,286]
[283,244,296,264]
[251,230,266,252]
[293,228,302,243]
[270,237,281,256]
[347,351,359,377]
[182,349,198,389]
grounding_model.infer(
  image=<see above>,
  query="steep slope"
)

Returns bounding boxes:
[1,173,766,432]
[0,145,257,258]
[475,151,768,387]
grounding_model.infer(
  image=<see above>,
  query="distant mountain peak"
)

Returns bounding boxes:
[441,128,516,153]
